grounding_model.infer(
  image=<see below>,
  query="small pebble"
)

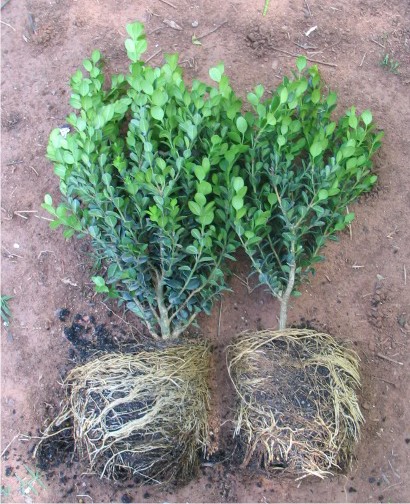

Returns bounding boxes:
[191,20,199,28]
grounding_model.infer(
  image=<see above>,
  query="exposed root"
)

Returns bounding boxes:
[35,342,211,484]
[227,329,364,479]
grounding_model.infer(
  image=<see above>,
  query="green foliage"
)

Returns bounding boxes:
[380,53,400,74]
[232,57,383,327]
[44,22,247,339]
[1,295,12,326]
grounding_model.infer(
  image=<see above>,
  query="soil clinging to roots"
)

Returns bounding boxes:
[35,342,211,484]
[227,329,364,480]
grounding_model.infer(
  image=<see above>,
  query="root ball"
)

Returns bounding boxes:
[227,329,363,479]
[37,342,211,484]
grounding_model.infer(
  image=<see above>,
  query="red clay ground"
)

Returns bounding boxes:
[1,0,410,502]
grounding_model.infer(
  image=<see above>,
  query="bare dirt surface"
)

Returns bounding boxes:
[1,0,410,502]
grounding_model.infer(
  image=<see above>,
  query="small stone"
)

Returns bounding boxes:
[191,20,199,28]
[362,402,371,410]
[121,494,133,503]
[397,314,407,328]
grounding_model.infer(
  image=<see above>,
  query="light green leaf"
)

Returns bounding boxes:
[326,92,337,107]
[126,22,145,41]
[232,195,243,210]
[186,245,198,255]
[236,117,247,134]
[91,50,101,63]
[266,113,276,126]
[194,165,206,182]
[188,201,201,216]
[151,106,164,121]
[267,193,277,205]
[280,87,288,104]
[233,177,244,192]
[311,88,320,104]
[141,81,154,95]
[194,192,206,207]
[255,84,264,98]
[349,113,358,129]
[361,109,372,126]
[152,89,168,107]
[197,181,212,195]
[79,81,90,97]
[296,55,307,72]
[310,142,323,158]
[83,59,92,72]
[318,189,328,201]
[209,66,222,82]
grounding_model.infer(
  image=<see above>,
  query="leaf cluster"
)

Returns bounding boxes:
[232,56,383,305]
[44,23,247,339]
[44,25,382,337]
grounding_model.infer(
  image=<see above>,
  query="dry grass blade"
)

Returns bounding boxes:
[35,342,211,484]
[227,329,363,479]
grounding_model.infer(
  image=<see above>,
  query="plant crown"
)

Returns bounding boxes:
[231,56,383,328]
[44,22,248,339]
[43,23,382,337]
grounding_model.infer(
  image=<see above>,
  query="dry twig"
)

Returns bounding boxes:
[271,46,337,67]
[376,353,403,366]
[370,38,385,49]
[145,48,162,63]
[359,52,367,67]
[158,0,177,8]
[195,20,228,41]
[0,19,15,30]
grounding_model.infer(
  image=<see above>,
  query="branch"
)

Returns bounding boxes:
[278,261,295,329]
[168,250,224,323]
